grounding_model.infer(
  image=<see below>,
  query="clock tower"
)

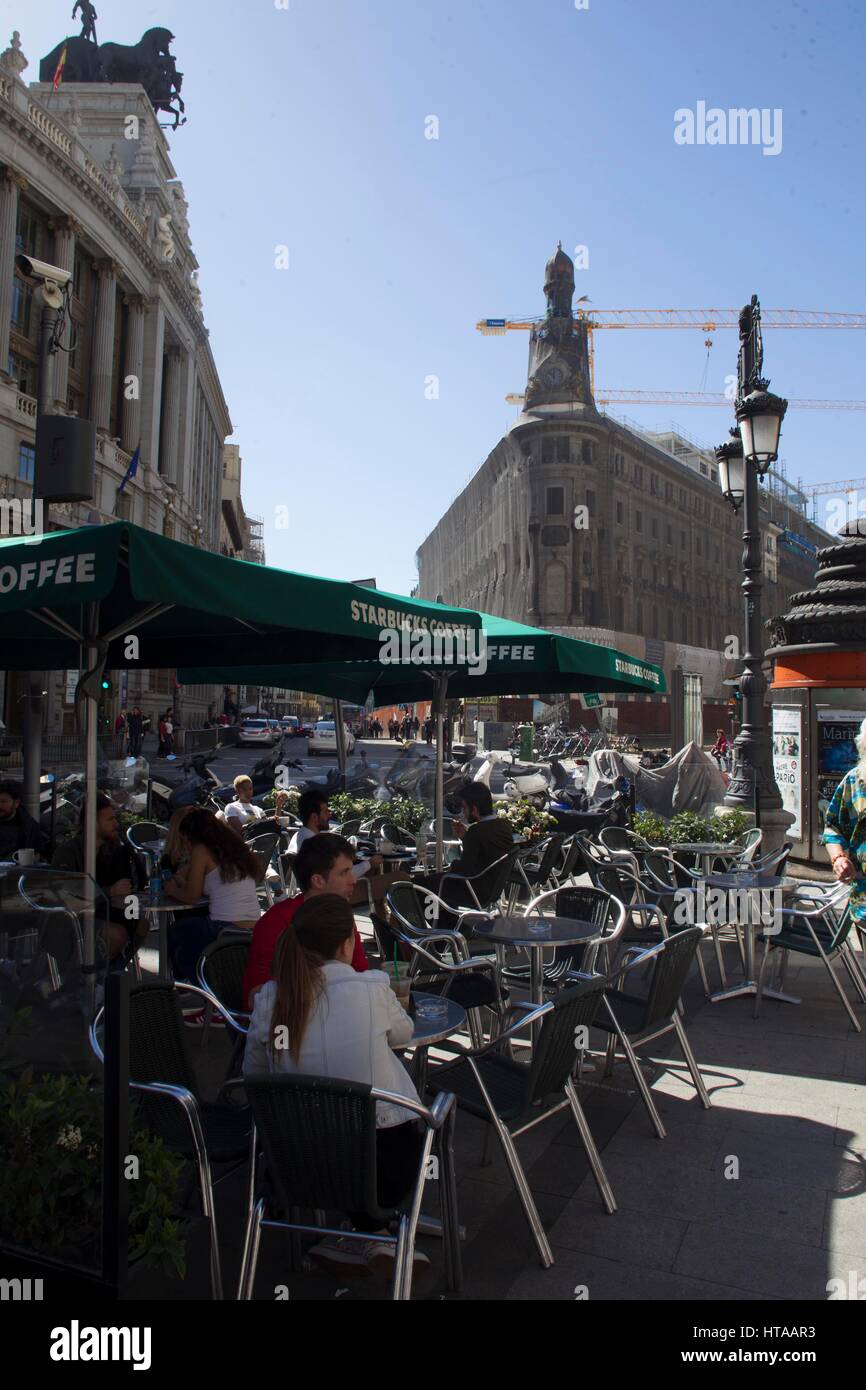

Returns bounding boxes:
[524,242,595,415]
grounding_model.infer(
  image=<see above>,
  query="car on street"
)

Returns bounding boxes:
[237,717,277,747]
[308,720,356,756]
[280,716,300,737]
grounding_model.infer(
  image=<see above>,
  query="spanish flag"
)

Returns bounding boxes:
[52,45,68,91]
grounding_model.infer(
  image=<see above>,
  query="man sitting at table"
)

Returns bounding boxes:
[415,782,512,912]
[224,775,267,836]
[289,789,382,879]
[0,778,51,862]
[52,794,147,962]
[242,832,370,1009]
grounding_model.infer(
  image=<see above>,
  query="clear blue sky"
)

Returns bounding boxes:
[10,0,865,590]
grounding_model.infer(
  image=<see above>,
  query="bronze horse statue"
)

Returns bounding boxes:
[39,28,179,119]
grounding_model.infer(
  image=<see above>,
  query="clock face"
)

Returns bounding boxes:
[543,366,564,387]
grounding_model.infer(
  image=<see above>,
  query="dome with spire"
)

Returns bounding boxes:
[545,240,574,282]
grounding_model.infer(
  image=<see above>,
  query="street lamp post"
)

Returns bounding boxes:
[715,295,792,852]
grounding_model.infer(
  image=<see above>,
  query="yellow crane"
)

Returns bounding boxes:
[504,389,866,411]
[478,307,866,396]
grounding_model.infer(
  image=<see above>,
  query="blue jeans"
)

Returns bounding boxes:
[170,917,237,983]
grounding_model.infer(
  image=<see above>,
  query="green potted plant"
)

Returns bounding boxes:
[0,1066,187,1281]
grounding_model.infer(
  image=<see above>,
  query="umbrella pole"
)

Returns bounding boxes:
[84,617,99,1014]
[334,699,348,792]
[434,675,449,872]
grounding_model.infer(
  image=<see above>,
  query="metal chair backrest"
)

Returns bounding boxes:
[129,980,201,1095]
[555,884,618,932]
[247,831,280,863]
[338,817,363,840]
[380,820,415,847]
[736,828,762,864]
[127,821,164,850]
[198,937,251,1015]
[244,1073,382,1219]
[555,834,586,882]
[640,927,704,1029]
[599,826,632,855]
[387,881,433,935]
[532,833,567,883]
[526,979,607,1103]
[476,845,523,908]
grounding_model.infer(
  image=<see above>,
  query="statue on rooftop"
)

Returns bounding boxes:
[72,0,98,44]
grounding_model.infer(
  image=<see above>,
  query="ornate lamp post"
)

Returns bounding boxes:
[714,295,791,849]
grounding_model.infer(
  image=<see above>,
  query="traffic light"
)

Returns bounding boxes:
[100,677,114,699]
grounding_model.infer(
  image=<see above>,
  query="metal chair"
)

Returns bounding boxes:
[549,833,587,889]
[17,868,113,989]
[197,935,252,1080]
[755,887,866,1031]
[505,834,566,911]
[429,845,525,915]
[126,821,165,881]
[373,903,506,1049]
[500,885,627,992]
[594,928,711,1138]
[236,1074,461,1301]
[379,820,417,850]
[89,978,251,1300]
[427,979,617,1267]
[247,831,281,908]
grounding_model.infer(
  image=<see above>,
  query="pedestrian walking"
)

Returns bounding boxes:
[126,706,144,759]
[114,708,127,758]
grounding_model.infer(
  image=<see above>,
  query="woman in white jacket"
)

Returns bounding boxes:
[243,893,427,1274]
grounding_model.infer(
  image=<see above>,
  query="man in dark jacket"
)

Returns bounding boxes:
[0,779,51,861]
[416,781,513,912]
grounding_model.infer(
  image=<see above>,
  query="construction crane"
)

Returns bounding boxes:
[800,477,866,524]
[478,307,866,395]
[504,389,866,411]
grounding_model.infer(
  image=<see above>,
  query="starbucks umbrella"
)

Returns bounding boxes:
[181,612,666,865]
[0,521,480,976]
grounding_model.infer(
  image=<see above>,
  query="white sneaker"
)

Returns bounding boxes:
[307,1234,370,1274]
[362,1238,430,1276]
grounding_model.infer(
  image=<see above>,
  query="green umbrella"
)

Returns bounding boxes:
[181,612,665,865]
[0,521,479,670]
[180,611,665,701]
[0,521,481,977]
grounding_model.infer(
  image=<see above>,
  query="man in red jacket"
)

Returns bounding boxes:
[242,832,369,1009]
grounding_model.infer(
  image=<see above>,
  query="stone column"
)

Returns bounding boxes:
[90,259,118,432]
[159,347,182,485]
[50,216,79,410]
[0,169,26,378]
[121,294,146,451]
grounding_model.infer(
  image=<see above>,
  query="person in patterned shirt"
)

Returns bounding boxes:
[822,719,866,920]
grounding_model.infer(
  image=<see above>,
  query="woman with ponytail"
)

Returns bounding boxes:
[243,894,428,1275]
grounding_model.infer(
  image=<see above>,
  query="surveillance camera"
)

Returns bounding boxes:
[15,255,72,308]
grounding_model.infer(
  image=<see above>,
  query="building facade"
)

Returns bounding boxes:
[416,244,832,734]
[0,31,234,734]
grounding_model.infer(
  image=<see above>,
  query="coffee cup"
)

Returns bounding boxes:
[387,961,412,1010]
[14,848,36,866]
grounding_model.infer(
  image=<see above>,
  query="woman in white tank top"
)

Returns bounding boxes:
[164,808,262,981]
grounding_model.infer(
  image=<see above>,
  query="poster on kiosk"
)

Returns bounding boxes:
[816,710,863,835]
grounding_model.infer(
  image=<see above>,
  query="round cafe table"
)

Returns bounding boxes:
[471,915,603,1041]
[138,890,208,978]
[700,872,799,1005]
[674,842,740,876]
[398,991,466,1097]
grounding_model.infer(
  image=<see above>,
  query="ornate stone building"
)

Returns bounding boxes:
[416,244,832,733]
[0,30,233,734]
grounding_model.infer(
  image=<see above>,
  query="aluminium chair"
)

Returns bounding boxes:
[593,927,711,1139]
[90,978,251,1300]
[755,886,866,1031]
[427,979,617,1268]
[236,1074,461,1302]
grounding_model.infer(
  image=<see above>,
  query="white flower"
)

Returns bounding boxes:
[56,1124,83,1151]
